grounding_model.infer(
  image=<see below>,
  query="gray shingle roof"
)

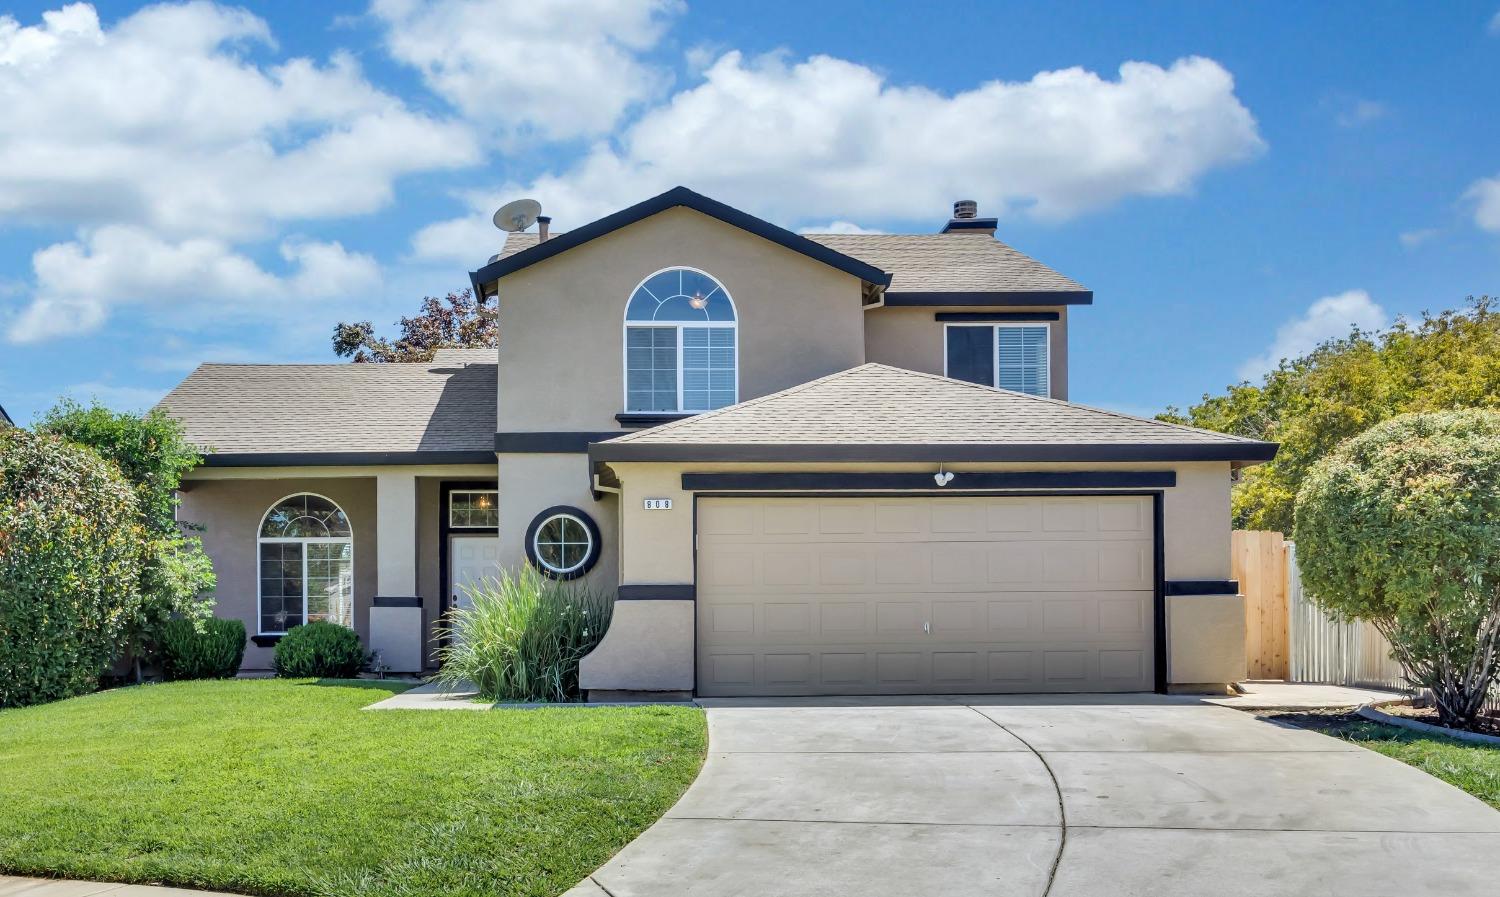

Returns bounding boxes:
[500,229,1086,296]
[157,361,496,463]
[592,364,1276,464]
[430,347,497,364]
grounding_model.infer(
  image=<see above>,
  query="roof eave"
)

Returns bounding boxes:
[589,441,1279,466]
[200,450,497,468]
[883,290,1093,307]
[467,186,893,292]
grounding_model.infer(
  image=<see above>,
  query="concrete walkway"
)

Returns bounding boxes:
[0,878,238,897]
[565,693,1499,897]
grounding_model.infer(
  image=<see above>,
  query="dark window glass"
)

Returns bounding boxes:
[946,326,995,387]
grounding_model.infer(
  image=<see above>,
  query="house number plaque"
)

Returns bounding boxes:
[643,498,673,510]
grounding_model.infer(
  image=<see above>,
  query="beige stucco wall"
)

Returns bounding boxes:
[582,459,1243,694]
[496,453,618,590]
[179,477,379,671]
[863,305,1071,400]
[493,206,868,431]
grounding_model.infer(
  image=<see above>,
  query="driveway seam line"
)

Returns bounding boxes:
[965,704,1067,897]
[589,874,621,897]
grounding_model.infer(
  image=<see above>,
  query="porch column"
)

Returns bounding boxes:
[371,472,422,672]
[375,472,418,596]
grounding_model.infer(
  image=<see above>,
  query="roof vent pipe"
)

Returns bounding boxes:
[537,215,551,242]
[953,199,978,219]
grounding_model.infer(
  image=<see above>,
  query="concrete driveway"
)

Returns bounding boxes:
[566,694,1498,897]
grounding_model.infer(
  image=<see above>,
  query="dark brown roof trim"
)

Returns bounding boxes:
[616,412,695,428]
[496,431,627,453]
[469,186,892,293]
[618,584,696,600]
[202,450,495,467]
[884,290,1093,306]
[681,471,1177,491]
[592,441,1278,465]
[1164,580,1240,596]
[934,312,1061,322]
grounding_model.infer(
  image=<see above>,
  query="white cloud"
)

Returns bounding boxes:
[412,52,1263,261]
[1333,97,1388,127]
[370,0,680,141]
[1489,10,1500,35]
[0,3,479,239]
[1398,227,1440,248]
[799,221,888,235]
[1238,290,1389,380]
[1464,175,1500,233]
[6,226,380,343]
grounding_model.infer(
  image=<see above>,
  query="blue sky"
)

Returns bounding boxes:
[2,1,1498,424]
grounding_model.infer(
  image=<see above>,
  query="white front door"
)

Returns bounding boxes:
[449,534,501,612]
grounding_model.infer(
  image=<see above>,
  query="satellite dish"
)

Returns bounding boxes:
[493,198,542,233]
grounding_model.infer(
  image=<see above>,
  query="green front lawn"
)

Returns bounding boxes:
[1269,710,1500,810]
[0,679,705,897]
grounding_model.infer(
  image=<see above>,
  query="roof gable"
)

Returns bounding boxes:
[469,186,891,295]
[591,364,1277,464]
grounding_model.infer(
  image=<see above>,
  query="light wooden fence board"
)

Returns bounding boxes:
[1232,530,1289,679]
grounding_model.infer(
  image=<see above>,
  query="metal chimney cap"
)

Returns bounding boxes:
[953,199,978,219]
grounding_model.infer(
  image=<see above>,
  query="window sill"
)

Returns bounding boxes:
[251,633,285,648]
[616,412,697,427]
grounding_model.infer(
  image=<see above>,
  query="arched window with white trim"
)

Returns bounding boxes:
[258,493,354,634]
[623,267,737,413]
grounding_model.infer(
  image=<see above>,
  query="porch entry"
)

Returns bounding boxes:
[449,534,501,611]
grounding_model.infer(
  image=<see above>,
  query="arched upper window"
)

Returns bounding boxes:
[258,494,354,635]
[623,267,737,413]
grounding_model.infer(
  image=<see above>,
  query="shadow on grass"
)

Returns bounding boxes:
[289,678,413,695]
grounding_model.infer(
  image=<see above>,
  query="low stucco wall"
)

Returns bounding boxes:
[579,599,694,694]
[1167,593,1248,688]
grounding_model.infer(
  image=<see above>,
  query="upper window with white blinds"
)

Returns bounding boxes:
[944,324,1050,397]
[624,267,737,413]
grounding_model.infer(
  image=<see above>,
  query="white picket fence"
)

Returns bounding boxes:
[1286,542,1411,691]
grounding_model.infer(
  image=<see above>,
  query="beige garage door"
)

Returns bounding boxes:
[696,495,1156,696]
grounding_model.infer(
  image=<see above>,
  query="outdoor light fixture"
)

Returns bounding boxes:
[688,291,707,309]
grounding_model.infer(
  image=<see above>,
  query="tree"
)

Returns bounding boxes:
[1294,410,1500,729]
[37,400,216,681]
[1161,297,1500,531]
[332,289,496,363]
[0,428,143,707]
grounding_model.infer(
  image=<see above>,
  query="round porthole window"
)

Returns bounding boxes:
[524,506,601,579]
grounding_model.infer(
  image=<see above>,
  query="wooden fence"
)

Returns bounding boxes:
[1230,530,1290,679]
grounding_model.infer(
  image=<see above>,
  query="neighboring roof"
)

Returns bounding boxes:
[470,186,892,293]
[591,364,1277,465]
[157,361,496,467]
[809,233,1090,304]
[0,403,11,427]
[430,347,496,364]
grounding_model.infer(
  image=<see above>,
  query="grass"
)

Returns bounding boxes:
[1268,710,1500,810]
[0,679,705,897]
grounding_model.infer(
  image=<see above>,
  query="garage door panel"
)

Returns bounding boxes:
[696,496,1156,696]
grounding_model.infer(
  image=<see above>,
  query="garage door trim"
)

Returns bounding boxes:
[691,489,1167,695]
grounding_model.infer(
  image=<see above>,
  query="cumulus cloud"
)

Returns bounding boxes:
[1399,227,1440,248]
[1465,175,1500,233]
[0,3,478,239]
[370,0,680,140]
[7,227,379,343]
[412,51,1263,263]
[1333,97,1388,127]
[1238,290,1389,380]
[799,221,888,235]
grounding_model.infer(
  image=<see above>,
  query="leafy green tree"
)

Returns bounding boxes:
[37,400,215,680]
[1294,411,1500,729]
[333,289,496,363]
[0,428,143,707]
[1161,297,1500,531]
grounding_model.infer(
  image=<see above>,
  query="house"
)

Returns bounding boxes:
[0,403,12,427]
[159,186,1275,698]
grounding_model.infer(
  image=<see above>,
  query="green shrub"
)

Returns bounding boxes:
[1294,409,1500,730]
[160,618,247,681]
[0,428,143,708]
[273,621,366,679]
[435,565,614,702]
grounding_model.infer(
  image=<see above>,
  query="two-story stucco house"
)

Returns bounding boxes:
[159,186,1275,699]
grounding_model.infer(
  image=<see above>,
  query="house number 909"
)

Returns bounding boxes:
[643,498,673,510]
